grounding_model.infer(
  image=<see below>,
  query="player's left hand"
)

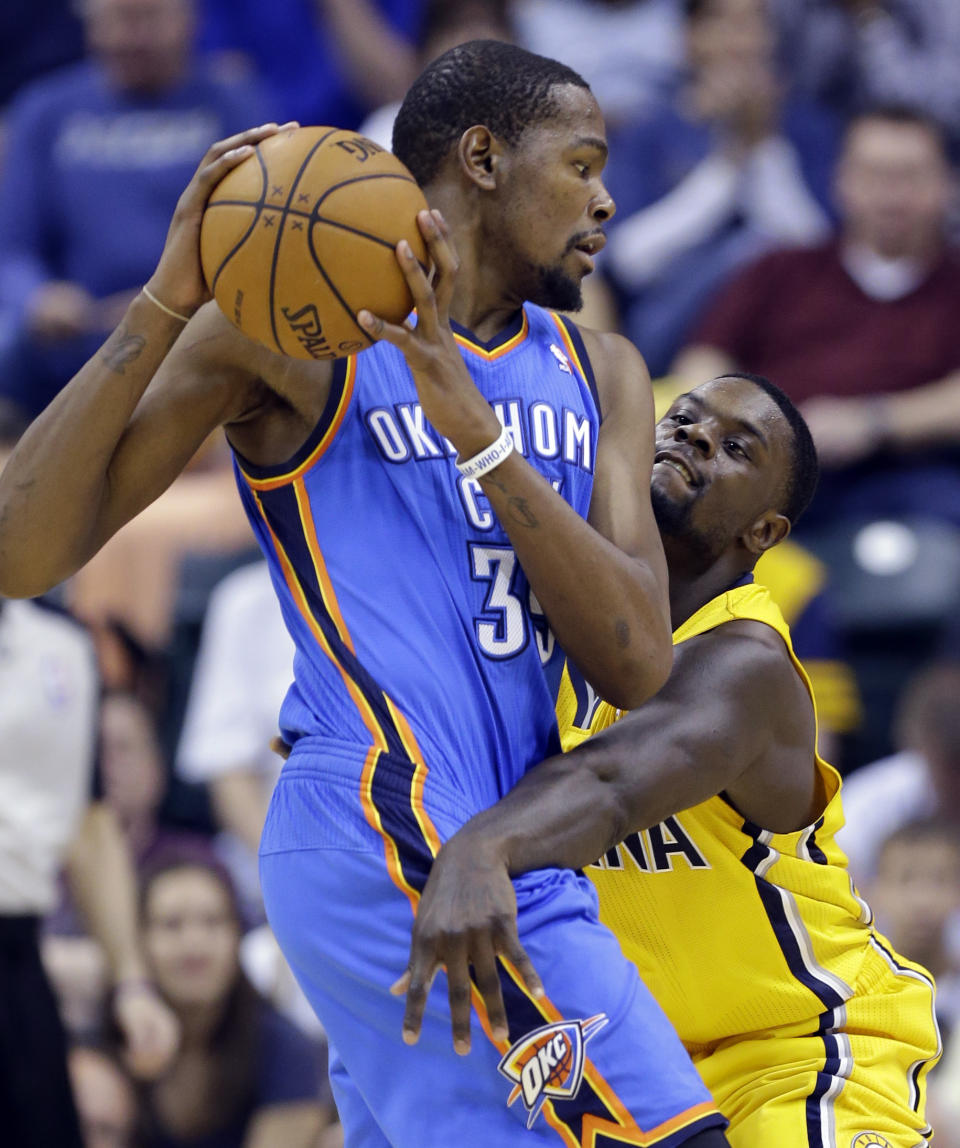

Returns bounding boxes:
[112,978,180,1079]
[146,121,299,321]
[358,210,503,457]
[391,833,543,1055]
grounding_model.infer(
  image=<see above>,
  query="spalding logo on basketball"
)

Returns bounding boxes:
[497,1014,608,1128]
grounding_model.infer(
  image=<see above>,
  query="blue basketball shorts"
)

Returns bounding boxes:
[259,742,725,1146]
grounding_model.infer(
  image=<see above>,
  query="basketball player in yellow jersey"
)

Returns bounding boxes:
[394,373,941,1148]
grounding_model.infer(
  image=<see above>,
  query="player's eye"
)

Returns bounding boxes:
[671,412,691,425]
[725,439,748,459]
[574,162,589,177]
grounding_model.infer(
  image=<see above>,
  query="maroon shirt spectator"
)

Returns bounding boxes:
[687,240,960,405]
[673,105,960,525]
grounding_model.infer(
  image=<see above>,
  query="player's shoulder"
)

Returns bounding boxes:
[677,617,796,696]
[563,324,651,421]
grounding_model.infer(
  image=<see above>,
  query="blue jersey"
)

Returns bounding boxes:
[233,304,600,812]
[248,306,726,1145]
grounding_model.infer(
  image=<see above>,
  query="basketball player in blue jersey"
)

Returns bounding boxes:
[397,375,941,1146]
[0,41,730,1147]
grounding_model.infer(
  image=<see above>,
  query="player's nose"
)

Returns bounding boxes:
[674,421,716,457]
[590,182,615,223]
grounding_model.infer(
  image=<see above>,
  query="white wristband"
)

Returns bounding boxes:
[455,425,515,480]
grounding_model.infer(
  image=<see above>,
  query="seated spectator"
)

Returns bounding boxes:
[775,0,960,156]
[176,562,291,864]
[0,0,267,420]
[137,856,334,1147]
[0,411,177,1148]
[45,689,214,1052]
[359,0,514,150]
[68,1044,141,1148]
[673,104,960,527]
[197,0,424,132]
[100,691,215,870]
[601,0,837,375]
[838,660,960,883]
[512,0,685,129]
[869,818,960,1046]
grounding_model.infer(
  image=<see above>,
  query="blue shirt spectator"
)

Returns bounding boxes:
[0,0,268,419]
[599,0,840,377]
[197,0,425,130]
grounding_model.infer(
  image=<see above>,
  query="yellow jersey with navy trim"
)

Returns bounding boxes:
[557,582,941,1144]
[233,304,600,813]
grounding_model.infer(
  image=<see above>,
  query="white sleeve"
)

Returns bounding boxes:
[740,137,831,245]
[176,568,294,782]
[607,152,741,289]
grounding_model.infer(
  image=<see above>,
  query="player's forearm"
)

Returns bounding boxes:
[65,803,150,984]
[479,456,673,709]
[0,292,189,597]
[445,746,628,877]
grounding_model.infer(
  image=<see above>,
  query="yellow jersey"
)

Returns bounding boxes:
[556,581,941,1145]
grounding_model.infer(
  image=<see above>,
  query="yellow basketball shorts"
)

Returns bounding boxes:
[691,936,940,1148]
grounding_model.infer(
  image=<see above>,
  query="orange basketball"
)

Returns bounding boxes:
[200,126,429,360]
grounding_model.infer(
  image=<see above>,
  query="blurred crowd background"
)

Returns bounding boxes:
[1,0,960,1143]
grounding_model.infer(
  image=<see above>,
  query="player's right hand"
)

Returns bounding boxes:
[391,832,544,1055]
[145,122,298,321]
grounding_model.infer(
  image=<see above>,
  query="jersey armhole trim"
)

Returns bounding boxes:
[551,312,601,418]
[235,357,354,489]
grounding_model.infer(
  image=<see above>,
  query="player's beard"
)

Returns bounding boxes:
[529,264,583,312]
[651,483,724,573]
[516,246,584,312]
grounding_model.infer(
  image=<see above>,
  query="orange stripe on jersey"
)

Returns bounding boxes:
[359,747,421,912]
[384,696,443,858]
[292,477,355,655]
[580,1102,719,1147]
[250,490,388,754]
[549,313,589,384]
[240,356,357,491]
[453,310,529,360]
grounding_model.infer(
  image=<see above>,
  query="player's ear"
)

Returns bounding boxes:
[743,509,790,557]
[458,126,500,190]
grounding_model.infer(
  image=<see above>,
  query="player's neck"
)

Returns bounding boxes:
[425,187,526,341]
[666,556,752,630]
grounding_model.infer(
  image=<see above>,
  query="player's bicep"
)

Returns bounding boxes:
[588,630,781,827]
[98,304,267,534]
[581,329,658,558]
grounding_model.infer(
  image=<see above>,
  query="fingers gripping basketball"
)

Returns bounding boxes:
[200,126,429,360]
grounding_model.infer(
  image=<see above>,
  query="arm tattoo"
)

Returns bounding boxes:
[481,475,540,528]
[100,324,147,375]
[506,497,539,528]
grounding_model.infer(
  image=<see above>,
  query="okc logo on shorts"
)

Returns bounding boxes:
[497,1014,608,1128]
[851,1135,893,1147]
